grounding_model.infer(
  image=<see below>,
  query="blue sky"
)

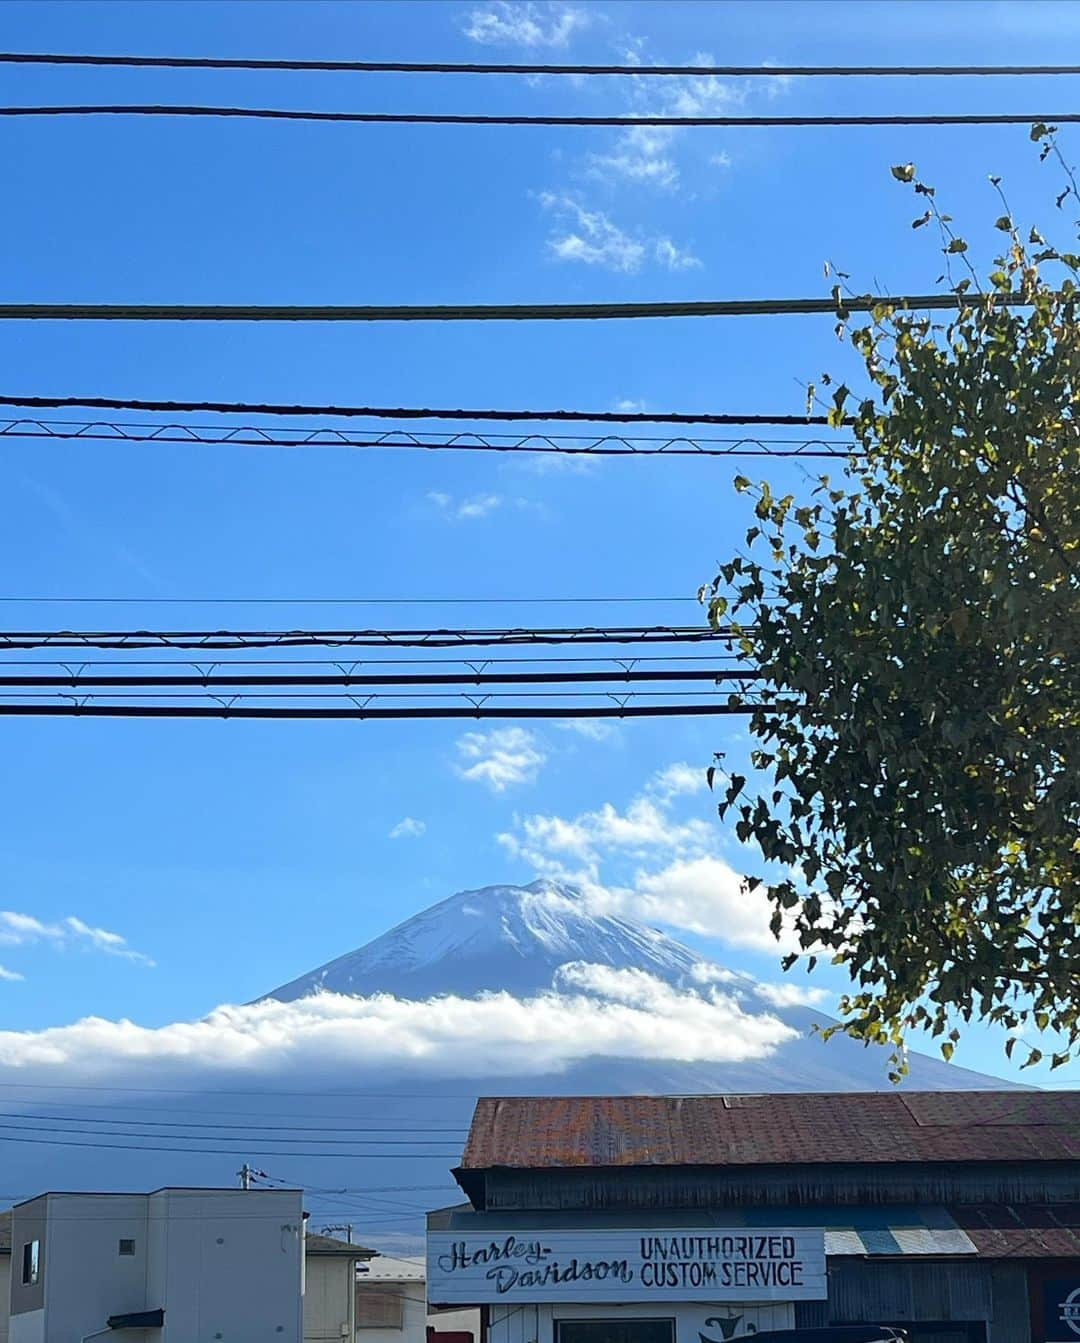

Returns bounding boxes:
[1,0,1078,1087]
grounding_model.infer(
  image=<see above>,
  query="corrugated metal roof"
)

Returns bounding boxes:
[460,1092,1080,1171]
[950,1203,1080,1258]
[357,1253,426,1281]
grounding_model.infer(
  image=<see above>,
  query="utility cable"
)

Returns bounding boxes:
[0,292,1040,322]
[0,702,774,719]
[0,418,856,457]
[0,625,739,650]
[5,104,1080,129]
[0,669,761,687]
[0,394,830,426]
[5,53,1080,76]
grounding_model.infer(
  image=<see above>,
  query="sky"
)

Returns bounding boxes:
[1,0,1079,1100]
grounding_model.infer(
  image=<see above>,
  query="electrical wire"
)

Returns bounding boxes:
[0,595,701,606]
[0,292,1039,322]
[0,670,760,687]
[0,393,832,426]
[6,53,1080,76]
[0,418,857,457]
[0,1110,467,1135]
[6,105,1080,128]
[0,702,772,719]
[0,1131,461,1157]
[0,625,738,650]
[0,1119,462,1147]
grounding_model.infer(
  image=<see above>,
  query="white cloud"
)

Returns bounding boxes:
[653,237,702,271]
[614,398,646,413]
[456,728,547,792]
[539,193,698,274]
[389,817,426,840]
[501,796,712,870]
[427,491,504,521]
[557,718,620,743]
[711,151,733,169]
[649,761,707,799]
[0,968,795,1082]
[461,1,590,48]
[498,766,804,955]
[754,980,832,1009]
[541,194,645,273]
[589,125,680,191]
[0,965,24,983]
[0,911,153,965]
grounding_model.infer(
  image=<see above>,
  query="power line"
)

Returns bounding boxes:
[5,53,1080,76]
[0,1119,462,1147]
[0,625,737,650]
[0,418,856,457]
[0,1130,461,1157]
[0,291,1039,322]
[0,669,759,687]
[0,1110,467,1134]
[0,702,771,719]
[6,104,1080,129]
[0,595,702,606]
[0,393,831,427]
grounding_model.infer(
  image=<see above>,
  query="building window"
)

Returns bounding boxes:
[118,1238,136,1256]
[557,1322,675,1343]
[20,1239,40,1286]
[355,1288,405,1330]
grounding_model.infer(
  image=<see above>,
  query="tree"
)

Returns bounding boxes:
[705,132,1080,1074]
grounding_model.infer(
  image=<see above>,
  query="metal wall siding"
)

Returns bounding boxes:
[826,1261,994,1323]
[481,1164,1080,1211]
[988,1261,1031,1343]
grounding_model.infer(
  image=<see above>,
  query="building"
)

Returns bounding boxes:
[0,1187,313,1343]
[427,1091,1080,1343]
[305,1231,379,1343]
[354,1254,428,1343]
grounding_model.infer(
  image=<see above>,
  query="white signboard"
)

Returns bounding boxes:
[428,1229,827,1304]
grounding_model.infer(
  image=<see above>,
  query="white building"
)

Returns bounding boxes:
[305,1232,377,1343]
[4,1187,304,1343]
[355,1254,428,1343]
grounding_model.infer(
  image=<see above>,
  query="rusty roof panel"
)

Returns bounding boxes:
[951,1203,1080,1258]
[460,1093,1080,1171]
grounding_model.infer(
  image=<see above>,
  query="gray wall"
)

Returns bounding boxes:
[9,1199,46,1318]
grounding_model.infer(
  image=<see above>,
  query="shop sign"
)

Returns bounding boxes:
[1039,1278,1080,1342]
[427,1229,827,1304]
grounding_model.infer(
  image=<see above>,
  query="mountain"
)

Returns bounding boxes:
[0,882,1012,1251]
[267,879,701,1000]
[264,878,1004,1093]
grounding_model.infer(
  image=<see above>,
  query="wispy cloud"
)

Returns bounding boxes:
[389,817,426,840]
[427,491,504,521]
[557,719,620,743]
[0,911,154,966]
[0,965,24,983]
[649,761,707,799]
[498,765,800,954]
[539,193,700,273]
[456,727,547,792]
[461,1,591,48]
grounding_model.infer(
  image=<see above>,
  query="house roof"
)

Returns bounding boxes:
[357,1253,426,1281]
[306,1232,377,1259]
[459,1092,1080,1172]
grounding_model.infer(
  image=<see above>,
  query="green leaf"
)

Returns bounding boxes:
[891,163,916,182]
[946,239,968,254]
[994,215,1013,232]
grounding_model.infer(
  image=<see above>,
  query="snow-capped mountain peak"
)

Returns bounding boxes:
[264,879,702,1002]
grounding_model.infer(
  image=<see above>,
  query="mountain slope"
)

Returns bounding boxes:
[263,879,1006,1092]
[267,879,701,1000]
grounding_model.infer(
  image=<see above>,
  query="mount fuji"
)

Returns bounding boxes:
[264,878,1001,1093]
[0,881,1010,1249]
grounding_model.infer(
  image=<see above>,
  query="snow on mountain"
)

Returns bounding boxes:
[266,879,702,1001]
[262,879,1005,1094]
